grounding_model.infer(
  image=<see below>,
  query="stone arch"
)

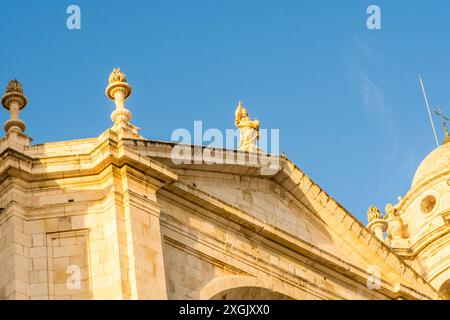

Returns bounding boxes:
[210,287,294,300]
[198,276,296,300]
[438,280,450,300]
[429,265,450,300]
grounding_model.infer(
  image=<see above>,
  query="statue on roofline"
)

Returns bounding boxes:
[235,101,260,152]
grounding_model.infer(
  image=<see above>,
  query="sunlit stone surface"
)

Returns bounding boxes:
[0,70,446,300]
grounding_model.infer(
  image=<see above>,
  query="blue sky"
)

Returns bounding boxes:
[1,0,449,223]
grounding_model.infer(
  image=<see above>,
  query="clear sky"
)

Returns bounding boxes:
[1,0,449,223]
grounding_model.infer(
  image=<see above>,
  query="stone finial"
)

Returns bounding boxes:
[367,205,382,222]
[1,79,28,134]
[105,68,140,137]
[108,67,127,85]
[367,205,388,241]
[5,79,24,95]
[106,67,132,101]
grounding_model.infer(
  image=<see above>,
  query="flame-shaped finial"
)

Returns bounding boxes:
[367,205,382,222]
[108,68,127,85]
[5,79,24,95]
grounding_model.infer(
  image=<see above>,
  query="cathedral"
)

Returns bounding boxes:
[0,68,447,300]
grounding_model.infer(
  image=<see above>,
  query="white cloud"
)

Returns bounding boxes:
[351,62,394,126]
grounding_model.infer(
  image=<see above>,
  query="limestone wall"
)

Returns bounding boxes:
[0,133,440,300]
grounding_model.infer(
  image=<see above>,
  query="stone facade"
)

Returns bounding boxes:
[0,71,446,300]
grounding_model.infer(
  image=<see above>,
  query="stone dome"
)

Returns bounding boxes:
[412,142,450,189]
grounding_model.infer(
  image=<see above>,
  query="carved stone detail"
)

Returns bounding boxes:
[367,205,387,241]
[235,101,260,152]
[1,79,28,135]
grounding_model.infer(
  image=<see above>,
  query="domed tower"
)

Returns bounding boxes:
[375,140,450,299]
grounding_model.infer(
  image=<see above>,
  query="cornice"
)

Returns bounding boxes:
[0,136,178,186]
[272,158,439,297]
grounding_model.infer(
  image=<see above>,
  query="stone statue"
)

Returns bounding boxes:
[385,202,406,239]
[235,101,260,152]
[385,203,396,218]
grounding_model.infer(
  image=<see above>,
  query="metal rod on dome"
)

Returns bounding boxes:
[419,75,439,147]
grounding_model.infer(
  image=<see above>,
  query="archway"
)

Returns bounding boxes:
[210,286,293,300]
[438,280,450,300]
[198,275,296,300]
